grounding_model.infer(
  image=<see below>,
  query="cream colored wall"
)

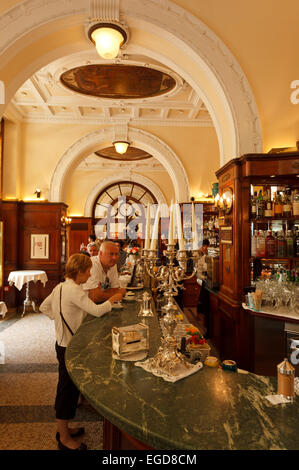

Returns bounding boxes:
[3,119,21,199]
[172,0,299,151]
[2,120,217,213]
[7,121,99,201]
[67,169,175,216]
[135,125,219,199]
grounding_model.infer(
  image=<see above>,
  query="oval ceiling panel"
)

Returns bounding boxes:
[60,64,176,99]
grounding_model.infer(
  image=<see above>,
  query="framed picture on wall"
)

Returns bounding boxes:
[30,234,49,259]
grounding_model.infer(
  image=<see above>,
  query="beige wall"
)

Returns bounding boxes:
[172,0,299,151]
[135,125,220,199]
[2,120,218,213]
[3,119,21,199]
[67,169,175,216]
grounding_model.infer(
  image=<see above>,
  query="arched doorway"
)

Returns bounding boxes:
[49,126,189,203]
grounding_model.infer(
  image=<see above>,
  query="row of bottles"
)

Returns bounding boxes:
[251,186,299,219]
[251,229,299,258]
[203,215,219,247]
[270,268,299,284]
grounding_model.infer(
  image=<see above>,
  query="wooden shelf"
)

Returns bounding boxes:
[249,256,299,262]
[250,216,299,223]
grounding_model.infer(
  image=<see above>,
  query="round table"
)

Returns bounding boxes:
[8,270,48,316]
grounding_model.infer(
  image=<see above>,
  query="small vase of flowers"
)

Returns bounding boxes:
[126,245,140,266]
[185,325,211,360]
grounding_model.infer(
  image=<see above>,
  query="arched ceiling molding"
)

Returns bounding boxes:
[0,0,262,163]
[49,126,190,203]
[84,172,167,218]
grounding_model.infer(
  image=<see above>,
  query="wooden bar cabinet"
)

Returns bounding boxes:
[211,152,299,376]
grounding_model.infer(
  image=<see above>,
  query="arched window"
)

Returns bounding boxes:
[92,181,157,241]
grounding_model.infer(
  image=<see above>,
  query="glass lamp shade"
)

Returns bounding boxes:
[113,141,130,154]
[91,27,124,59]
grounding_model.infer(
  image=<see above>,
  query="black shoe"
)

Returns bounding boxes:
[58,440,87,451]
[56,427,85,442]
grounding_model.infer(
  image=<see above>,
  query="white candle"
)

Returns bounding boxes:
[192,203,199,250]
[144,204,151,249]
[150,205,160,250]
[168,203,174,244]
[175,202,185,250]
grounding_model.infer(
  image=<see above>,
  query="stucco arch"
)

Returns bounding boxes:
[84,173,167,218]
[49,126,190,203]
[0,0,262,167]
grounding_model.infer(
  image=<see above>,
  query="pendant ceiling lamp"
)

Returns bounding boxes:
[88,22,128,59]
[113,141,130,154]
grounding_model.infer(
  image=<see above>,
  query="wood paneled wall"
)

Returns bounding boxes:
[1,201,67,308]
[68,217,93,257]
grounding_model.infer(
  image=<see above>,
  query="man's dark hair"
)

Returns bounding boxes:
[89,234,96,242]
[202,239,210,246]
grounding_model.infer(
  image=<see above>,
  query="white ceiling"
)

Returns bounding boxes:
[5,49,213,127]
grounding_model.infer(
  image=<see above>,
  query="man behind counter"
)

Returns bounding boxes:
[83,240,126,303]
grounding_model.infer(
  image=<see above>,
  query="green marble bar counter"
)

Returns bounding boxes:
[65,296,299,450]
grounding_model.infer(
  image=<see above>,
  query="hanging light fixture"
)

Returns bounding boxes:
[113,141,130,154]
[87,22,128,59]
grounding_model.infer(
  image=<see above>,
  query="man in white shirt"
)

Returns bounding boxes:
[83,240,126,302]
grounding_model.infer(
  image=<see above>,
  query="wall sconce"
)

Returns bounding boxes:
[87,22,128,59]
[34,188,41,199]
[61,215,72,226]
[215,188,233,215]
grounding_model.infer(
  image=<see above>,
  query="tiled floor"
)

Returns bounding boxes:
[0,312,103,450]
[0,308,219,450]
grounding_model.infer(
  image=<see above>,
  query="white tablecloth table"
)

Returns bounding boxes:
[8,270,48,316]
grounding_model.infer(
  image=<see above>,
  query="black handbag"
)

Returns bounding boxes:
[59,285,74,336]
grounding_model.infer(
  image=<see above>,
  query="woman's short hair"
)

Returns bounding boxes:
[65,253,92,280]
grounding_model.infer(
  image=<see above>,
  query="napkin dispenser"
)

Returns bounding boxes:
[112,323,149,358]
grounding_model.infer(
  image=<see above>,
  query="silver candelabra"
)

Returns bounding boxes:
[137,243,202,376]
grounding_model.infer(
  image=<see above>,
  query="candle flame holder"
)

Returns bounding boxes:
[140,243,202,377]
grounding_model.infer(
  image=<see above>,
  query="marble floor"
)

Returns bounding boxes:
[0,312,103,450]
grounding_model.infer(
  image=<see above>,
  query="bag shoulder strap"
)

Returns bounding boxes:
[59,285,74,336]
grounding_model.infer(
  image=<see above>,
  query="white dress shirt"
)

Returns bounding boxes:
[82,256,120,291]
[39,278,112,347]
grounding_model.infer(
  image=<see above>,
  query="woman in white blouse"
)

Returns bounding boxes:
[40,253,122,451]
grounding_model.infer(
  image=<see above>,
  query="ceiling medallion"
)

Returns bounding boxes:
[95,146,152,161]
[60,64,176,99]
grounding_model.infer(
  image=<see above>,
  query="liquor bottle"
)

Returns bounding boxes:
[276,230,286,258]
[282,189,292,218]
[292,189,299,217]
[256,190,265,219]
[256,230,266,257]
[266,230,276,258]
[264,188,272,218]
[274,192,283,218]
[286,230,294,258]
[251,191,257,218]
[251,229,257,257]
